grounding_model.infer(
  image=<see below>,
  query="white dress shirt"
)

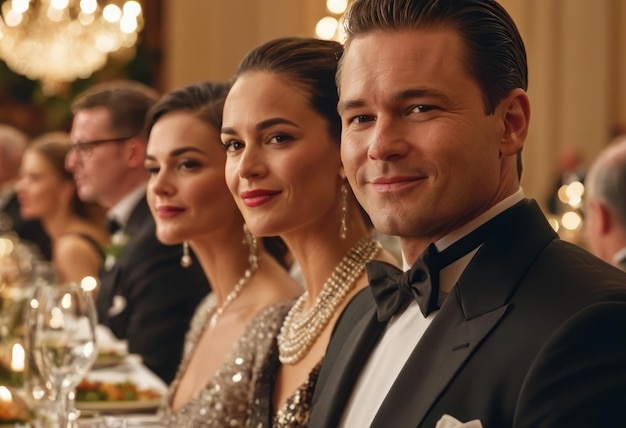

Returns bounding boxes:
[107,184,146,230]
[339,189,525,427]
[612,247,626,269]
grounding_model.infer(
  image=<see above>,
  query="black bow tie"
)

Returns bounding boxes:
[368,222,494,322]
[107,218,122,234]
[368,243,441,322]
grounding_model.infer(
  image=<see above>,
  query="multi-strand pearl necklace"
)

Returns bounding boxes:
[278,237,382,364]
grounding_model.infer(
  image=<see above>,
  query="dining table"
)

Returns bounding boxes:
[14,325,170,428]
[72,326,169,427]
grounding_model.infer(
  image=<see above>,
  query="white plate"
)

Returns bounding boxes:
[93,353,128,369]
[76,398,162,414]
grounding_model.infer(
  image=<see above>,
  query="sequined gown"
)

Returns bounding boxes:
[247,336,323,428]
[158,295,293,427]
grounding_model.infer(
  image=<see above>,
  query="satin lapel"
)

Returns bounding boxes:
[310,292,387,427]
[371,291,509,428]
[371,200,557,427]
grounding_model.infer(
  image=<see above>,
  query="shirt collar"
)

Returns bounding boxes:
[612,247,626,267]
[107,184,146,229]
[401,188,525,277]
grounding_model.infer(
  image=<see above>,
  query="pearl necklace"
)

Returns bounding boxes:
[208,262,258,330]
[278,237,381,364]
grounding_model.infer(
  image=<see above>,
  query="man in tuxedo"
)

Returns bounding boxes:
[309,0,626,426]
[0,124,51,260]
[66,81,209,383]
[585,136,626,271]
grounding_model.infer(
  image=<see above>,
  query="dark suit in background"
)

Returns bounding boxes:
[310,200,626,427]
[97,197,209,383]
[1,193,51,260]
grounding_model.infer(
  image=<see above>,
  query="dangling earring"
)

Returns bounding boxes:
[181,241,192,268]
[340,181,348,240]
[243,224,258,270]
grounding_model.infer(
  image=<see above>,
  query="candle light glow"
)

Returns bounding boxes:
[10,343,25,372]
[0,385,12,402]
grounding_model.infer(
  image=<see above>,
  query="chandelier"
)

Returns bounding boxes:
[0,0,143,94]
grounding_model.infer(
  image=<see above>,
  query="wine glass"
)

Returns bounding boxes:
[31,283,97,428]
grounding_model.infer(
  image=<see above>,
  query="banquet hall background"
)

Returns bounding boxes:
[0,0,625,218]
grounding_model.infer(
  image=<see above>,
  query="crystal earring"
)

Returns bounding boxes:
[340,182,348,240]
[243,224,258,270]
[181,241,192,268]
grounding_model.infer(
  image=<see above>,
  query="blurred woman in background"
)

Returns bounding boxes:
[16,133,107,285]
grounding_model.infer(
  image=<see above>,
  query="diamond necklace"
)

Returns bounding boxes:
[278,237,382,364]
[208,259,259,330]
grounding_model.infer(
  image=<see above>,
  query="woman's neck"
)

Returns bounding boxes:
[42,209,80,242]
[189,229,256,305]
[283,223,371,305]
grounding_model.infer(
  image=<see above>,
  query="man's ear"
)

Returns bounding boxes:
[126,137,147,168]
[596,201,613,235]
[500,88,530,157]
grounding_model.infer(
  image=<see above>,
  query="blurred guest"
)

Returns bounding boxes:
[17,134,108,284]
[145,82,302,426]
[0,124,51,259]
[65,80,210,383]
[585,136,626,270]
[222,37,398,426]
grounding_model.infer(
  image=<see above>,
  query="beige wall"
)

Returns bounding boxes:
[163,0,626,207]
[163,0,326,86]
[501,0,626,208]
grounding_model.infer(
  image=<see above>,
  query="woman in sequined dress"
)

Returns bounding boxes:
[222,38,399,427]
[144,82,303,427]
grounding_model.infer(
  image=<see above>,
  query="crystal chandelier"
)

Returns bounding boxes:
[0,0,143,94]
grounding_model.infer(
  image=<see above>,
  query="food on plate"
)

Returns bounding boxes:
[76,380,162,402]
[92,349,128,368]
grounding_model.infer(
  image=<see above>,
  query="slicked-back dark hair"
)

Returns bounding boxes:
[231,37,344,142]
[342,0,527,115]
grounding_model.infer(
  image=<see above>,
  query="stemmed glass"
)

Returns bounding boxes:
[31,283,97,427]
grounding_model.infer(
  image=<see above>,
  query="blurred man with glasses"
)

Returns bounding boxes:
[66,80,209,383]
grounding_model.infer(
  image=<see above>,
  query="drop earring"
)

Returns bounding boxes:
[181,241,192,268]
[340,182,348,240]
[243,224,259,270]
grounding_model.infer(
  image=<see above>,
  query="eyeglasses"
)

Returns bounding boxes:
[69,135,135,157]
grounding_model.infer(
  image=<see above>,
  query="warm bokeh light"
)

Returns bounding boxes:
[327,0,347,14]
[0,0,144,93]
[11,343,24,372]
[561,211,582,231]
[316,16,338,40]
[102,4,121,22]
[81,276,98,292]
[547,217,560,232]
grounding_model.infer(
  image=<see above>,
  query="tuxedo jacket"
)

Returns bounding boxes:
[1,193,51,260]
[96,196,209,383]
[310,200,626,428]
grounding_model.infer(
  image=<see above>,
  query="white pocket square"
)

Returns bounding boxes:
[108,295,127,317]
[436,414,483,428]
